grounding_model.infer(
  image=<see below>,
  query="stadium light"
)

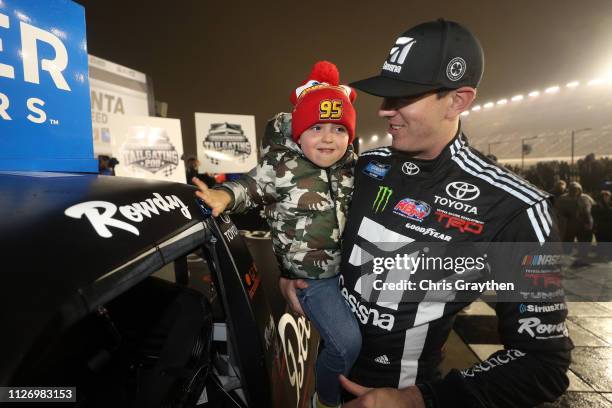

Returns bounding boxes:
[461,111,470,116]
[566,81,579,88]
[528,91,540,97]
[472,105,481,111]
[372,135,379,142]
[497,99,508,105]
[511,95,524,102]
[483,102,494,109]
[588,78,603,86]
[545,86,560,94]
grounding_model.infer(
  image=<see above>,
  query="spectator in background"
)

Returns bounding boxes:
[593,190,612,261]
[186,156,216,188]
[108,157,118,175]
[550,179,566,206]
[98,155,118,176]
[98,155,110,175]
[555,181,594,264]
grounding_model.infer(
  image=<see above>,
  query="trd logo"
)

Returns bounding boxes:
[0,12,72,124]
[435,210,483,235]
[373,186,392,213]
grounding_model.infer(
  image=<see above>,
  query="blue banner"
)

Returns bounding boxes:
[0,0,96,172]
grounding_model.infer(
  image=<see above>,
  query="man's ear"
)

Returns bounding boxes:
[446,87,477,119]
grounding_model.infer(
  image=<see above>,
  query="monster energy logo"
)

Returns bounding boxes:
[373,186,393,213]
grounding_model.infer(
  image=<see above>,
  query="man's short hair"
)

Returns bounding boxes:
[436,89,453,99]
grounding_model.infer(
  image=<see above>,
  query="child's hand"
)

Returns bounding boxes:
[193,177,232,217]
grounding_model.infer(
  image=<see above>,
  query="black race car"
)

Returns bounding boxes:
[0,172,318,407]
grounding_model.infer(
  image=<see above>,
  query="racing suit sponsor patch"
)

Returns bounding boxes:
[363,161,391,180]
[517,317,569,339]
[373,186,393,213]
[434,209,483,235]
[393,198,431,222]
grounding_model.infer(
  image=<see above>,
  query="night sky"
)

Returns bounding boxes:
[75,0,612,158]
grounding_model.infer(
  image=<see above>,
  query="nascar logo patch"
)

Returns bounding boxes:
[363,161,391,180]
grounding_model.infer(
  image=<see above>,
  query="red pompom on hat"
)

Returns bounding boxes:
[290,61,357,144]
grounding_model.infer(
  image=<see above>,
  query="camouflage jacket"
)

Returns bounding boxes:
[217,113,355,279]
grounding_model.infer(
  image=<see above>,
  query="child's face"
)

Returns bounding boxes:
[299,123,349,168]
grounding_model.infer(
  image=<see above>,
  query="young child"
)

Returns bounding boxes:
[194,61,360,408]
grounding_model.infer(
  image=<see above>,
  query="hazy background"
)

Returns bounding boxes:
[75,0,612,158]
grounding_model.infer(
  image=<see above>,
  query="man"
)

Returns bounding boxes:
[555,181,594,264]
[593,190,612,261]
[550,180,567,206]
[280,19,573,407]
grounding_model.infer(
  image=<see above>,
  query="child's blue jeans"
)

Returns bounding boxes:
[297,275,362,406]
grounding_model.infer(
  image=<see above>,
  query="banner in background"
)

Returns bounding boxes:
[89,55,150,157]
[0,0,96,172]
[107,114,186,183]
[195,113,257,173]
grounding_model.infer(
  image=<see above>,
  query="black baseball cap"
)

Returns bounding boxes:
[350,19,484,98]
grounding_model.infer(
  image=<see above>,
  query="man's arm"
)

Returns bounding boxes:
[427,199,573,407]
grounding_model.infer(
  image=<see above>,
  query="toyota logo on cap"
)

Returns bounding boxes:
[446,181,480,201]
[402,162,420,176]
[219,214,232,224]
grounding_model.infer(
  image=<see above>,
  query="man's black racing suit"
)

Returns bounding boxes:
[340,131,573,407]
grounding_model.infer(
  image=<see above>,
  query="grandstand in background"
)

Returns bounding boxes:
[462,78,612,167]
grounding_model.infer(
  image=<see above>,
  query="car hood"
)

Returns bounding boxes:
[0,171,210,385]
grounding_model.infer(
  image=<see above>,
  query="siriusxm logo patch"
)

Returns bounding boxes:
[519,303,567,314]
[363,161,390,180]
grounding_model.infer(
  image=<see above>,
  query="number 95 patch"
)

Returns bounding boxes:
[319,99,343,120]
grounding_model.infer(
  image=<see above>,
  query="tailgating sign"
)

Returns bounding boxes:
[0,0,96,172]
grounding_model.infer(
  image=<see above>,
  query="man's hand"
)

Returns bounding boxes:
[193,177,232,217]
[279,277,309,316]
[340,375,425,408]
